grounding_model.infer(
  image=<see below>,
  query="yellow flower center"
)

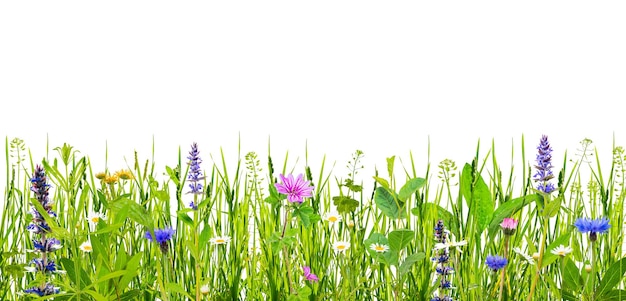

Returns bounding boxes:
[328,216,338,222]
[337,245,346,250]
[82,245,92,251]
[375,246,385,252]
[215,239,225,244]
[91,217,100,223]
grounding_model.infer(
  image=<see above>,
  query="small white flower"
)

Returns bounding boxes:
[200,284,210,295]
[87,212,106,225]
[24,266,37,273]
[512,247,535,265]
[369,243,389,253]
[210,236,231,245]
[323,212,342,224]
[551,245,573,257]
[79,241,93,253]
[332,241,350,253]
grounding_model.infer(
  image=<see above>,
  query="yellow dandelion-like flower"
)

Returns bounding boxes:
[95,172,107,180]
[210,236,231,245]
[115,169,134,180]
[79,241,93,252]
[104,174,119,184]
[323,212,342,224]
[369,243,389,253]
[332,241,350,253]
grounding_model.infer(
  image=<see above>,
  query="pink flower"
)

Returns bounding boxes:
[275,174,314,204]
[303,266,319,282]
[500,217,518,235]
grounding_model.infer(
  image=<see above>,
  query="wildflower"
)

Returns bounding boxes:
[585,264,592,273]
[533,135,556,193]
[370,243,390,253]
[512,247,535,265]
[145,227,175,254]
[332,241,350,253]
[24,283,59,296]
[210,235,231,245]
[433,240,468,252]
[87,212,106,225]
[550,245,573,257]
[187,143,204,209]
[115,169,134,180]
[95,172,107,180]
[104,174,118,185]
[24,165,60,296]
[303,266,319,282]
[485,255,508,272]
[275,174,314,204]
[432,220,455,301]
[347,220,355,228]
[500,218,518,236]
[323,212,342,224]
[79,241,93,252]
[32,238,62,253]
[200,284,209,295]
[574,217,611,242]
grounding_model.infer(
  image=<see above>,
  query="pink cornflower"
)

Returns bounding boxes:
[500,218,518,236]
[275,174,314,204]
[303,266,319,282]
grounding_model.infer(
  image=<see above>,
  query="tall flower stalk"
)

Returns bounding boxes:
[24,165,60,296]
[187,142,204,300]
[575,217,610,301]
[498,218,517,301]
[527,135,556,301]
[431,220,453,301]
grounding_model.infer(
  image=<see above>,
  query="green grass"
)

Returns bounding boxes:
[1,135,626,301]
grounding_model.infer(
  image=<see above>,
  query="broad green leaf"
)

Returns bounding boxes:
[388,229,414,253]
[398,178,426,202]
[373,176,390,189]
[597,257,626,298]
[386,156,395,179]
[460,163,494,233]
[118,254,142,291]
[374,187,404,219]
[165,282,194,300]
[332,196,359,214]
[598,290,626,301]
[543,196,562,218]
[561,257,582,292]
[364,233,396,265]
[177,211,194,227]
[399,252,426,277]
[108,197,154,229]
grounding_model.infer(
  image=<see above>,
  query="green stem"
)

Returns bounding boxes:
[499,236,509,301]
[526,216,550,301]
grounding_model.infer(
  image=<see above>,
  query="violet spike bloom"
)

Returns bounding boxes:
[275,174,314,204]
[187,142,204,209]
[303,266,319,282]
[533,135,556,193]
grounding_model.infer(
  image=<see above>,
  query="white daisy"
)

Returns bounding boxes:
[369,243,390,253]
[551,245,573,257]
[512,247,535,265]
[79,241,93,252]
[433,240,468,251]
[323,212,342,224]
[87,212,106,225]
[210,236,231,245]
[332,241,350,253]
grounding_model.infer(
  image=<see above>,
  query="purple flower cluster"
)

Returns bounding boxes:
[24,165,60,296]
[431,220,453,301]
[187,142,204,209]
[533,135,556,193]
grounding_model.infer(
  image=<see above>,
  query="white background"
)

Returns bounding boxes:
[1,1,625,192]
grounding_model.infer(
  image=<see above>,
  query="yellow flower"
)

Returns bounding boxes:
[115,169,134,180]
[104,174,119,184]
[95,172,107,180]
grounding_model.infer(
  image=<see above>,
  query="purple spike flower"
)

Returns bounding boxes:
[187,142,204,209]
[431,220,454,300]
[533,135,556,193]
[275,174,314,204]
[24,165,60,296]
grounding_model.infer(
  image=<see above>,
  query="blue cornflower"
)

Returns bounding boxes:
[24,283,59,296]
[485,255,508,272]
[574,217,610,242]
[146,227,175,254]
[533,135,556,193]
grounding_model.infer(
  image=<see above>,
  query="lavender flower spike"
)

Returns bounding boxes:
[533,135,556,193]
[187,142,204,209]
